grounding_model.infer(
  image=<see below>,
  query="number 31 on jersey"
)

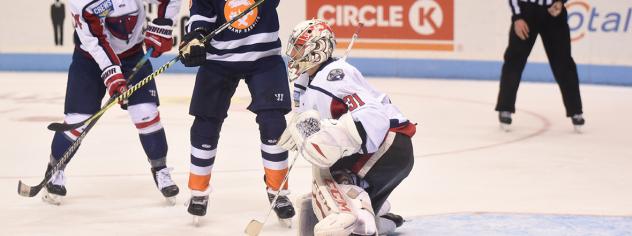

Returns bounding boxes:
[343,94,365,111]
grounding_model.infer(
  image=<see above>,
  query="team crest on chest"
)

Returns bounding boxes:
[92,0,114,18]
[327,69,345,81]
[224,0,260,33]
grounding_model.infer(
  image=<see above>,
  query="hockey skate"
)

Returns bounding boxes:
[571,114,585,133]
[377,212,405,235]
[267,188,295,228]
[151,167,179,205]
[42,165,66,205]
[498,111,512,132]
[186,189,210,227]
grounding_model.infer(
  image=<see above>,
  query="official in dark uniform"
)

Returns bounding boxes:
[51,0,65,46]
[496,0,585,132]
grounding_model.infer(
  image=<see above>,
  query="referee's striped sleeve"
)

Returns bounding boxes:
[509,0,523,21]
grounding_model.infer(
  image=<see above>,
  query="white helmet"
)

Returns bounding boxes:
[286,19,336,81]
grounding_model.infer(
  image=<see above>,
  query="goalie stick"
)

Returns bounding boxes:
[341,23,363,62]
[46,0,266,132]
[17,48,154,197]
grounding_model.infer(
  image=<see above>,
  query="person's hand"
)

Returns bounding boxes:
[144,18,174,58]
[548,1,563,17]
[102,65,127,97]
[514,19,530,40]
[179,29,207,67]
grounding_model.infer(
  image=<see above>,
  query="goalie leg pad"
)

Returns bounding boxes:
[311,167,377,236]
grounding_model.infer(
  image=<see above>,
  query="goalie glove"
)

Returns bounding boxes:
[278,110,322,151]
[302,113,363,168]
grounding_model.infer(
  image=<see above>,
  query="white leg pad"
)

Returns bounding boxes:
[311,167,378,236]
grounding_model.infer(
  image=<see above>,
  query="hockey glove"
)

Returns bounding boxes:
[102,65,127,97]
[302,113,363,168]
[278,110,322,151]
[144,18,174,58]
[179,29,207,67]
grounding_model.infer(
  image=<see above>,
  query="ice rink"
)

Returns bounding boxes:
[1,72,632,235]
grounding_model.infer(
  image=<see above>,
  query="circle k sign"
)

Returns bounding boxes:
[307,0,454,51]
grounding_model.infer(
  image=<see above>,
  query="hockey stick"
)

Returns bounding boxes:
[46,0,266,132]
[340,23,363,62]
[245,149,301,236]
[17,48,154,197]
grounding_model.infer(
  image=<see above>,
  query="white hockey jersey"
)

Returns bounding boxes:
[69,0,180,70]
[294,59,415,154]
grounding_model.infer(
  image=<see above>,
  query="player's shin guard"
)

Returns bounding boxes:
[45,113,90,204]
[257,110,295,222]
[129,103,177,199]
[50,113,91,164]
[188,116,220,192]
[187,116,221,220]
[129,103,168,168]
[257,110,290,190]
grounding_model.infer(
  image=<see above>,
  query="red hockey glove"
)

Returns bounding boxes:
[101,65,127,97]
[144,18,174,58]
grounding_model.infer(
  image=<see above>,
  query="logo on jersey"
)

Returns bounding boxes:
[92,0,114,18]
[327,69,345,81]
[224,0,260,33]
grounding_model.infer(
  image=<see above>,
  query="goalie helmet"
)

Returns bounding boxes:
[286,19,336,81]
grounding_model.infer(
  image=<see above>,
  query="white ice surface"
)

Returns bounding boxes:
[1,72,631,235]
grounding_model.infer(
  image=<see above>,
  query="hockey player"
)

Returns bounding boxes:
[278,19,416,235]
[178,0,295,225]
[43,0,181,205]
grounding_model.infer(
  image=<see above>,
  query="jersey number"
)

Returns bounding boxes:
[343,94,365,111]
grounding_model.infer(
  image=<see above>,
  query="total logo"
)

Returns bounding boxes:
[566,0,632,41]
[307,0,454,51]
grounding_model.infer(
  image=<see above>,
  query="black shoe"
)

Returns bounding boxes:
[571,114,585,126]
[571,114,585,133]
[267,190,296,219]
[151,167,179,198]
[499,111,512,125]
[44,164,67,196]
[187,195,209,216]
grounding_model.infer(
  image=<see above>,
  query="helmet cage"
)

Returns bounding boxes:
[286,20,335,81]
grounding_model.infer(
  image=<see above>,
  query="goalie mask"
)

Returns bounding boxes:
[286,19,336,81]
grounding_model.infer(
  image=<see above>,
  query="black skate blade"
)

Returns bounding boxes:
[244,219,263,236]
[17,180,41,197]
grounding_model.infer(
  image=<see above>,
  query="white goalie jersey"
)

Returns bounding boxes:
[293,58,414,154]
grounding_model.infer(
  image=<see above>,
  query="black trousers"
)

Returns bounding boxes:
[495,4,583,117]
[331,133,414,213]
[53,22,63,46]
